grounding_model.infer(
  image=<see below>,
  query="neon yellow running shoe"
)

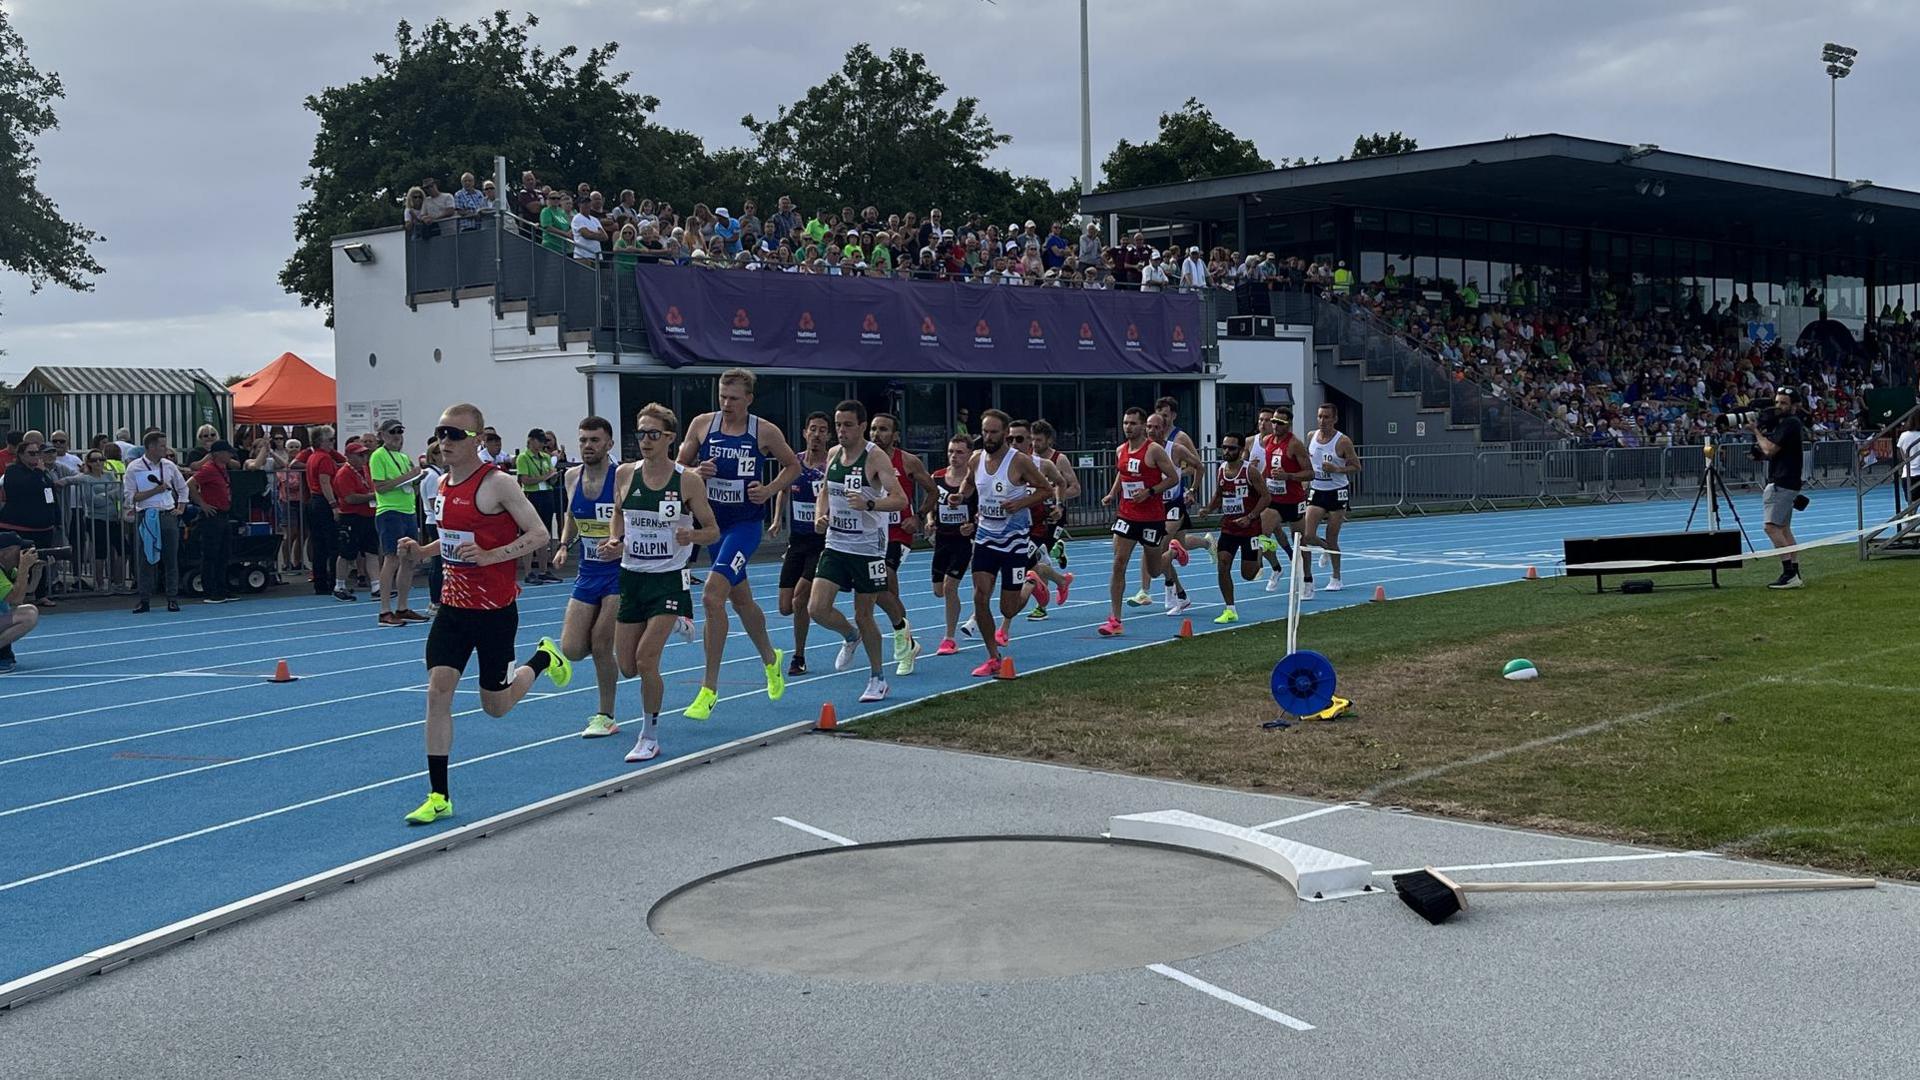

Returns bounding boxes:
[685,686,718,721]
[535,636,572,689]
[581,713,619,738]
[404,792,451,825]
[1214,607,1240,625]
[766,648,786,701]
[1125,590,1152,607]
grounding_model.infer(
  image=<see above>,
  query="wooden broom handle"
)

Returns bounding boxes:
[1459,877,1876,894]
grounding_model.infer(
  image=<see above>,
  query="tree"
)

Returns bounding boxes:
[1098,99,1270,191]
[0,8,103,319]
[741,44,1015,216]
[1350,131,1418,159]
[281,12,717,315]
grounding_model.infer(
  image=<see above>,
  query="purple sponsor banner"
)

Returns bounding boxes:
[632,263,1202,375]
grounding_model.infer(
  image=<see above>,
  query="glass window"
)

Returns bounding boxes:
[1414,256,1437,279]
[1438,258,1463,286]
[795,379,848,428]
[1041,384,1080,450]
[1437,217,1462,239]
[1361,250,1386,282]
[1463,260,1488,291]
[902,381,950,454]
[1083,379,1121,450]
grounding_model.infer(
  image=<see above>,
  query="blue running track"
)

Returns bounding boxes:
[0,495,1863,986]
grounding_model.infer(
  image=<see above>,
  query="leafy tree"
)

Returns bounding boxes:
[281,11,713,315]
[1350,131,1419,159]
[1098,99,1271,191]
[0,8,103,319]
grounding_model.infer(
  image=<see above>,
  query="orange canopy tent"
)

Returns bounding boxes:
[230,352,336,425]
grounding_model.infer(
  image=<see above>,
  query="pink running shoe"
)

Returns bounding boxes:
[1056,572,1074,606]
[1097,616,1124,637]
[935,638,958,656]
[970,657,1001,678]
[994,627,1010,647]
[1169,539,1190,566]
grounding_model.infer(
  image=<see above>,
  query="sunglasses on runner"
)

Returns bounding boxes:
[636,428,670,441]
[433,425,476,442]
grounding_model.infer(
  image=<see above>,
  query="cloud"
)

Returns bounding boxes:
[1,308,335,380]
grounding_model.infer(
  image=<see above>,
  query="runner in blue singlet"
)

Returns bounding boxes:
[550,416,626,736]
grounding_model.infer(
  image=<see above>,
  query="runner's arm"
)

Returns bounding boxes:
[1284,437,1313,481]
[955,452,980,502]
[1005,454,1055,515]
[1055,453,1082,502]
[676,472,723,547]
[867,454,910,513]
[471,471,550,565]
[600,464,634,560]
[675,415,709,468]
[1336,435,1360,472]
[769,479,789,536]
[756,421,802,497]
[1200,470,1222,515]
[814,452,833,532]
[552,466,582,567]
[1145,444,1180,494]
[905,451,936,531]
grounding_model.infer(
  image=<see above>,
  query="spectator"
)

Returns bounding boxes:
[1043,223,1071,270]
[420,176,456,225]
[453,172,489,230]
[571,196,607,262]
[767,195,801,244]
[480,429,506,466]
[0,531,43,672]
[332,442,379,603]
[480,177,498,211]
[184,425,220,467]
[612,223,641,274]
[1180,246,1208,290]
[575,181,593,210]
[304,425,345,596]
[111,427,139,463]
[738,198,762,240]
[917,208,945,250]
[0,437,62,606]
[1141,250,1170,292]
[540,191,572,255]
[404,186,430,238]
[514,428,560,585]
[0,430,17,471]
[515,171,543,224]
[954,409,972,439]
[277,437,307,574]
[1897,415,1920,506]
[188,439,237,603]
[45,431,80,478]
[1078,222,1103,269]
[369,419,425,626]
[75,449,125,593]
[712,207,741,253]
[125,430,188,613]
[611,189,640,228]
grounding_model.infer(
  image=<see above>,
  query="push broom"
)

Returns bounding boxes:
[1392,867,1876,925]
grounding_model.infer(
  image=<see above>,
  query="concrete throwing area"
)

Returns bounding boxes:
[6,737,1914,1080]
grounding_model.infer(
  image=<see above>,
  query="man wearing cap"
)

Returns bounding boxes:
[332,442,380,603]
[1180,246,1208,290]
[125,430,189,613]
[712,207,741,254]
[371,419,427,625]
[1140,250,1169,292]
[0,531,44,672]
[187,439,238,603]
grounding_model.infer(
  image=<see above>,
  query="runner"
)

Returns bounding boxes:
[1013,420,1075,622]
[1098,407,1179,637]
[608,403,718,764]
[550,416,626,738]
[868,413,936,622]
[958,410,1055,675]
[1199,432,1270,623]
[770,411,831,676]
[1247,407,1288,581]
[674,367,801,720]
[1143,411,1200,617]
[806,399,917,703]
[397,403,572,826]
[1258,408,1315,597]
[926,433,976,655]
[1303,402,1360,591]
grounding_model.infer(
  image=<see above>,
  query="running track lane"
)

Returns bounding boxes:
[0,497,1865,983]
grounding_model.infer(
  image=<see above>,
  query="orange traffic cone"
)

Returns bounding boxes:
[814,703,838,731]
[995,656,1018,680]
[1177,618,1193,639]
[268,659,298,683]
[1370,585,1387,603]
[1524,565,1540,580]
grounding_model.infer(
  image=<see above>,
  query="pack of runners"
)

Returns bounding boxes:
[396,369,1357,826]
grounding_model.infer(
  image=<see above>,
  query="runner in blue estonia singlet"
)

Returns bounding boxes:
[570,462,621,604]
[701,414,767,584]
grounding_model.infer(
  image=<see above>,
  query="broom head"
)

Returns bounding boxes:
[1393,867,1467,924]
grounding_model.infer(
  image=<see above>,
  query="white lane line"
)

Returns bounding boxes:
[773,817,857,847]
[1249,802,1365,832]
[1147,964,1315,1032]
[1371,850,1713,876]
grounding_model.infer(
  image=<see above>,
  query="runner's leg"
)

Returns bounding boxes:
[1108,534,1139,622]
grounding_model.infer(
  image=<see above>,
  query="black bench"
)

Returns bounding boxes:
[1563,529,1744,592]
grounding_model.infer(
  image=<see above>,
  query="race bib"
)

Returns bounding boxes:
[708,477,745,504]
[979,496,1007,521]
[791,499,816,523]
[623,508,672,560]
[867,559,889,583]
[1166,504,1182,523]
[578,503,614,560]
[1121,480,1145,500]
[830,511,861,533]
[1222,495,1246,516]
[439,527,475,566]
[680,568,694,591]
[938,502,968,525]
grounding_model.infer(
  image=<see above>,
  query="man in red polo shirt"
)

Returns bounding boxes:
[303,426,347,595]
[188,440,237,603]
[332,442,380,603]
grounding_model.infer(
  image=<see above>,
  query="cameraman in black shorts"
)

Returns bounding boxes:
[1751,387,1806,589]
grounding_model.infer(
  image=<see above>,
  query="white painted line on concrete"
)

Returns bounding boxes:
[1372,850,1713,876]
[1147,964,1315,1031]
[1249,802,1366,832]
[773,817,857,847]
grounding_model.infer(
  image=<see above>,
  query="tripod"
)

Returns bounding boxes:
[1684,439,1756,552]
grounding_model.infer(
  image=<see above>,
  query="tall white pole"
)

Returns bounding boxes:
[1829,76,1837,180]
[1079,0,1092,195]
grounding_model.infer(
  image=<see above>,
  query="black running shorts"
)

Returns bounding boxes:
[930,533,972,581]
[780,531,825,590]
[425,603,519,691]
[1309,488,1351,513]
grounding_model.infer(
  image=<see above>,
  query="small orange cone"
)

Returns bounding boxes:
[814,703,838,731]
[268,659,298,683]
[1177,618,1194,639]
[1370,585,1387,603]
[995,656,1018,680]
[1524,565,1540,580]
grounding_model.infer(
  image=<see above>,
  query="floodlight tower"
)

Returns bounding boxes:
[1822,43,1857,180]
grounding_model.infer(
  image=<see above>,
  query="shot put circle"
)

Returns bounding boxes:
[648,836,1298,982]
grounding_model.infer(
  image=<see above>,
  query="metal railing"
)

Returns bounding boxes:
[1856,403,1920,556]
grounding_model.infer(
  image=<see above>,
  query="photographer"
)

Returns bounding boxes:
[0,531,44,673]
[1750,387,1806,589]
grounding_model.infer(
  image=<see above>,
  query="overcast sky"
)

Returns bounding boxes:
[2,0,1915,383]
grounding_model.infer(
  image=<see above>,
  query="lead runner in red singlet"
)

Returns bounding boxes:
[397,402,573,826]
[1098,406,1179,637]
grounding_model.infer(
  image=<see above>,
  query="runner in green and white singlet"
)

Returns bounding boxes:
[609,403,718,763]
[807,399,917,703]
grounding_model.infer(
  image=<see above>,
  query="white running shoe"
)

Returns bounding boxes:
[674,616,695,643]
[1325,577,1343,592]
[834,635,860,672]
[1298,580,1315,601]
[895,636,922,677]
[859,676,889,703]
[624,735,660,763]
[1316,551,1329,569]
[1164,595,1193,616]
[1265,569,1282,592]
[960,616,978,638]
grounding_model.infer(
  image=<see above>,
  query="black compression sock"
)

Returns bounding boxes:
[892,619,906,631]
[1174,584,1187,599]
[428,754,449,797]
[525,649,552,675]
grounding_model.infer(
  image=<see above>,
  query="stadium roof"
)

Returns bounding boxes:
[1080,134,1920,257]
